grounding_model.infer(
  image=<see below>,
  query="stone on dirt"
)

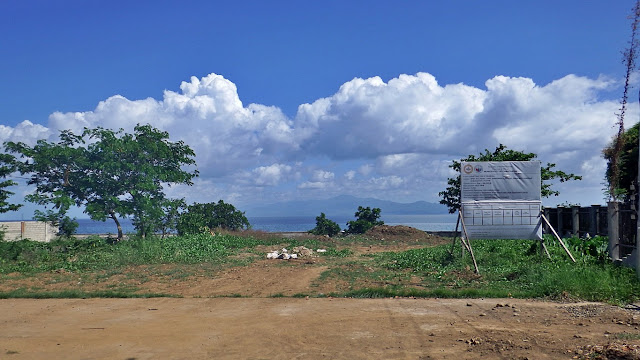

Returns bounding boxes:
[267,246,313,260]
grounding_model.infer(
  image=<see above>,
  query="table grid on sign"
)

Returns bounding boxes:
[464,203,541,227]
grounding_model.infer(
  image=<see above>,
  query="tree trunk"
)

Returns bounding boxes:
[109,211,123,241]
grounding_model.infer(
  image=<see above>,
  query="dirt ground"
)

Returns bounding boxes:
[2,226,640,359]
[2,298,640,359]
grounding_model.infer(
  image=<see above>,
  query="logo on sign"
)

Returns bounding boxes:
[463,164,474,174]
[474,165,483,173]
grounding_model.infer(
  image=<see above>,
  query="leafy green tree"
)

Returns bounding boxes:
[346,206,384,234]
[603,122,639,201]
[308,212,341,237]
[5,124,198,241]
[176,200,250,235]
[33,209,79,237]
[154,198,186,238]
[438,144,582,213]
[0,153,22,214]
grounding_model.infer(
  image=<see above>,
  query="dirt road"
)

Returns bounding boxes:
[2,297,639,359]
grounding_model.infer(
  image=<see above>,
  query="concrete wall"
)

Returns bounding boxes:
[0,221,58,242]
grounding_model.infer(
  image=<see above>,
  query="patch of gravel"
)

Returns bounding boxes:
[564,304,606,318]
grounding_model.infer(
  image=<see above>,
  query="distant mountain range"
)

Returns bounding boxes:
[243,195,448,217]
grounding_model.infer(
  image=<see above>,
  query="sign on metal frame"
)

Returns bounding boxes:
[460,161,542,240]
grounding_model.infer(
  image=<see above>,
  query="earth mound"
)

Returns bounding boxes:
[365,225,446,244]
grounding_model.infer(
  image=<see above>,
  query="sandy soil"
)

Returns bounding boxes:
[2,227,640,359]
[2,298,640,359]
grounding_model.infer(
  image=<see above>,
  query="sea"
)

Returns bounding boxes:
[71,214,459,234]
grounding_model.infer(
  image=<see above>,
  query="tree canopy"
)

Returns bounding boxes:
[438,144,582,213]
[345,206,384,234]
[603,122,639,201]
[33,209,79,237]
[153,198,187,238]
[0,153,22,214]
[176,200,250,235]
[308,212,341,237]
[5,124,198,240]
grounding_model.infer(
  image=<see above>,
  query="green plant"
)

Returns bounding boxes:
[33,209,79,237]
[0,153,22,214]
[2,232,639,303]
[604,1,640,200]
[346,206,384,234]
[438,144,582,213]
[5,124,198,241]
[604,122,639,200]
[614,332,640,340]
[308,213,341,237]
[376,239,640,304]
[177,200,250,235]
[154,198,186,238]
[0,289,171,299]
[320,248,352,257]
[564,235,609,262]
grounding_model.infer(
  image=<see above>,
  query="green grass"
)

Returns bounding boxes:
[614,332,640,340]
[0,233,288,273]
[319,248,353,257]
[375,237,640,304]
[0,289,173,299]
[1,233,639,303]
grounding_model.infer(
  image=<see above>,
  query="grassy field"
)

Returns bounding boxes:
[1,229,638,304]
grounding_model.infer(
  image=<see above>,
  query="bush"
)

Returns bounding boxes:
[346,206,384,234]
[564,235,609,262]
[308,213,341,237]
[176,200,250,235]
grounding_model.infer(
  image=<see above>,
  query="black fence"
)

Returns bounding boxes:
[542,205,608,238]
[543,203,637,260]
[612,202,637,259]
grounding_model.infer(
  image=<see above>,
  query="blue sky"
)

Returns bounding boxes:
[0,0,637,219]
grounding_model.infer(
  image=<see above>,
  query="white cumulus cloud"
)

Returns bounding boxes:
[310,170,335,182]
[0,72,628,211]
[46,73,296,178]
[251,163,293,186]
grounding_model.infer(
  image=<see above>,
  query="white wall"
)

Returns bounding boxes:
[0,221,58,242]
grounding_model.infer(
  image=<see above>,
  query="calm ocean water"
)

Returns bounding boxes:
[73,214,458,234]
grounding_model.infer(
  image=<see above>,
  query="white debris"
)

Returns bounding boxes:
[293,246,313,256]
[266,246,312,260]
[316,249,327,253]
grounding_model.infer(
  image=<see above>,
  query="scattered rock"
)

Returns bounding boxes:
[266,246,313,260]
[564,304,604,318]
[575,343,640,359]
[292,246,313,256]
[466,337,482,345]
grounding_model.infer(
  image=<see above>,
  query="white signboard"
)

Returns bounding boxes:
[460,161,542,240]
[460,161,541,202]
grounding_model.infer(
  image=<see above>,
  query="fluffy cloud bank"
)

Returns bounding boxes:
[1,72,625,207]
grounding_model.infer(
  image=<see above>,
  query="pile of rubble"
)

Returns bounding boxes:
[266,246,326,260]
